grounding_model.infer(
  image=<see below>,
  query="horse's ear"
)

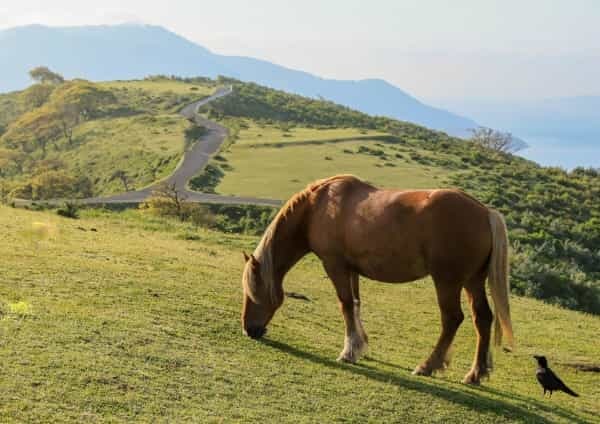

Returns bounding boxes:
[243,251,250,262]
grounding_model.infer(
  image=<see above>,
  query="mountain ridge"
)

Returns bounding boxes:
[0,23,478,137]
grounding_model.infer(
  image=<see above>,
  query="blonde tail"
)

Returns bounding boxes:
[488,209,514,350]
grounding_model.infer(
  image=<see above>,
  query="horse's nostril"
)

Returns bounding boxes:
[247,326,266,339]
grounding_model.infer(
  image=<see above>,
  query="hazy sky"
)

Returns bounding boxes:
[1,0,598,101]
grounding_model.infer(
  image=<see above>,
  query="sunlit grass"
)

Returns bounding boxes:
[215,136,455,199]
[100,79,214,96]
[47,114,188,195]
[234,123,386,146]
[0,205,598,422]
[7,301,32,317]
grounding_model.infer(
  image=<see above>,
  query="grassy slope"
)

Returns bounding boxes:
[100,79,215,96]
[233,124,386,146]
[76,80,214,195]
[0,79,216,196]
[196,80,600,316]
[1,205,598,423]
[45,114,188,194]
[0,91,22,129]
[209,123,455,199]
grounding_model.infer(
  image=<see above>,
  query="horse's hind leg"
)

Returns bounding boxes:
[413,278,463,376]
[463,271,493,385]
[323,260,368,363]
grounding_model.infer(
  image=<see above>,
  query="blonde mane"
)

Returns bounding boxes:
[247,175,357,303]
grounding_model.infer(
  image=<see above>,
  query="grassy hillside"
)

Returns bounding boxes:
[0,77,216,198]
[191,80,600,316]
[1,205,599,423]
[2,75,599,314]
[209,129,454,199]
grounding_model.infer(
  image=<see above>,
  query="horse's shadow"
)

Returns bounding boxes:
[262,339,591,424]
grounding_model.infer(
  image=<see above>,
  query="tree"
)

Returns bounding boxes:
[110,169,131,191]
[0,179,12,203]
[140,182,214,226]
[56,102,79,145]
[0,105,62,157]
[142,153,161,181]
[33,158,66,174]
[51,81,116,144]
[29,66,65,85]
[1,80,116,153]
[0,148,25,176]
[9,170,92,201]
[110,170,133,192]
[21,84,55,109]
[50,80,115,121]
[469,127,519,154]
[145,183,188,221]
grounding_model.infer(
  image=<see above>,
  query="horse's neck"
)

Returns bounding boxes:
[268,201,311,282]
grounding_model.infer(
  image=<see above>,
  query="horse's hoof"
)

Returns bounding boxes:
[462,373,482,385]
[412,365,432,376]
[337,353,357,364]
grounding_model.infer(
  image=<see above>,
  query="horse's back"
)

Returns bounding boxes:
[306,178,492,284]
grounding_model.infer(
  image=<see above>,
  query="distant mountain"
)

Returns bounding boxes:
[0,24,478,137]
[441,96,600,144]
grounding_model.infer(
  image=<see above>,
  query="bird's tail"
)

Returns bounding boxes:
[563,385,579,397]
[488,209,514,350]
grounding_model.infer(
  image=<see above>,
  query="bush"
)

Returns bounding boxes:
[184,125,206,150]
[56,202,80,219]
[140,183,215,228]
[207,204,277,235]
[448,152,600,314]
[9,171,92,201]
[188,164,224,193]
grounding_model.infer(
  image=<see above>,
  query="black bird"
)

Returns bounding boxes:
[533,355,579,397]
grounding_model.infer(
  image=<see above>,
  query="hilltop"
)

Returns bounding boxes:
[0,24,478,136]
[0,76,218,198]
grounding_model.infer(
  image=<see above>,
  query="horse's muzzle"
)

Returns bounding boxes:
[245,326,266,339]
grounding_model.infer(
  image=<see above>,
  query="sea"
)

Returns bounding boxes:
[516,135,600,170]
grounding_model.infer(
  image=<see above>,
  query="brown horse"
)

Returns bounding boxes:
[241,175,513,384]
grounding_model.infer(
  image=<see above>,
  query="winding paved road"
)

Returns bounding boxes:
[75,87,281,208]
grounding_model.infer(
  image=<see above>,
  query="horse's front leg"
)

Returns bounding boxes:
[323,260,368,363]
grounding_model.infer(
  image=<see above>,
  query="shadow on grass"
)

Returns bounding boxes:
[475,385,593,424]
[262,339,591,424]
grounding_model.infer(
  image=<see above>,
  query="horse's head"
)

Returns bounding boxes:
[241,252,283,339]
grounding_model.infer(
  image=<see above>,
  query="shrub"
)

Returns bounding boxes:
[188,164,224,193]
[56,202,80,219]
[140,183,215,228]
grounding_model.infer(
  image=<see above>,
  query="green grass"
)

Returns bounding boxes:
[1,205,598,423]
[234,122,386,146]
[211,125,456,199]
[100,79,214,97]
[47,114,189,195]
[2,112,191,197]
[1,77,220,197]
